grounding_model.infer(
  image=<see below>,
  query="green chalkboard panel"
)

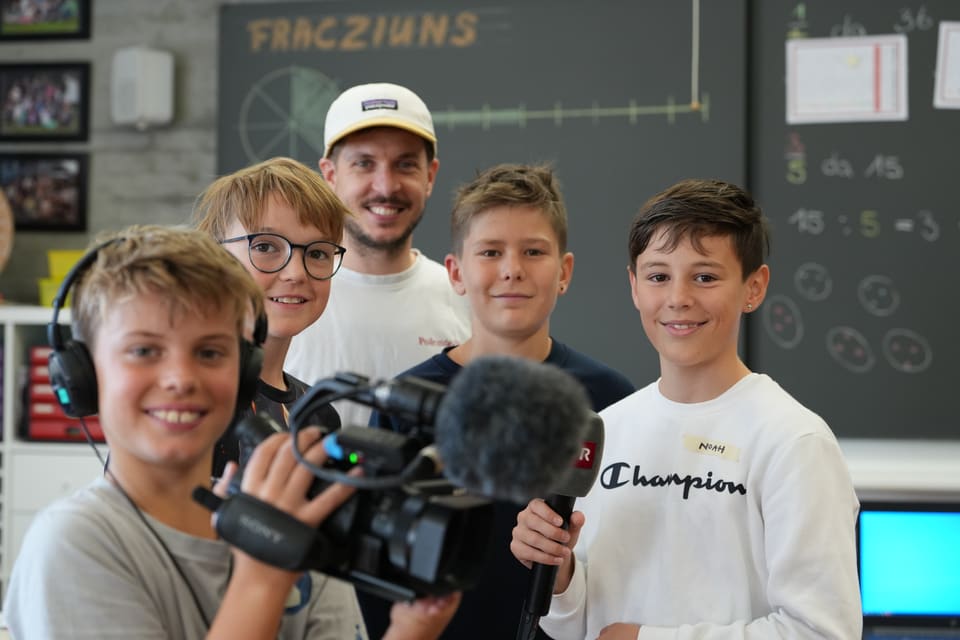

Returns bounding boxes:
[217,0,748,390]
[748,1,960,439]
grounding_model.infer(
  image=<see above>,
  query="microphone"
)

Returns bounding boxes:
[288,355,594,503]
[517,412,605,640]
[432,355,594,505]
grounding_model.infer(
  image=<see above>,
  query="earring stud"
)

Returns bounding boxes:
[746,303,753,311]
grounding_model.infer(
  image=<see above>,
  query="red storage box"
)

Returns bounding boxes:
[28,399,71,420]
[29,346,54,365]
[25,417,104,443]
[30,364,51,382]
[29,382,57,403]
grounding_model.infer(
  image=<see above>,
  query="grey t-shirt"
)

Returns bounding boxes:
[3,476,366,639]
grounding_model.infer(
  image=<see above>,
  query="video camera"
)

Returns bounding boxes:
[194,355,596,605]
[194,371,495,603]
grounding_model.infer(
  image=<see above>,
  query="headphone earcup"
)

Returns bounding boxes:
[235,338,264,412]
[49,340,98,418]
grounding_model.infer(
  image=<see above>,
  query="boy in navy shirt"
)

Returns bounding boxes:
[365,164,635,640]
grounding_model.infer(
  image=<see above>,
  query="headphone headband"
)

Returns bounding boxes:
[47,239,117,351]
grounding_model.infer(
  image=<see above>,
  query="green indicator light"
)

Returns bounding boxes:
[348,452,359,464]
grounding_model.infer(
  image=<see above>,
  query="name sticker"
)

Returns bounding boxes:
[683,434,740,462]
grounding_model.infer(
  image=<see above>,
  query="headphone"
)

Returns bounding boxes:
[47,238,268,419]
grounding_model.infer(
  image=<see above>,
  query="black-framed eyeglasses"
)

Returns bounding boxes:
[221,233,346,281]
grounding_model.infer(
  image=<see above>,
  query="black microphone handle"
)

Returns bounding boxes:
[516,612,538,640]
[516,493,578,640]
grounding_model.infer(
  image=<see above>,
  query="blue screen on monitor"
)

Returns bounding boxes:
[860,510,960,616]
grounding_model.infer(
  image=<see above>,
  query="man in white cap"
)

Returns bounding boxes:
[286,82,471,428]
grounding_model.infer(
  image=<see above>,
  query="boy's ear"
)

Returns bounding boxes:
[445,253,467,296]
[744,264,770,311]
[628,265,642,312]
[558,252,575,295]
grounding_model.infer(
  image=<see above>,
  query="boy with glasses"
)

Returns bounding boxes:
[193,156,351,475]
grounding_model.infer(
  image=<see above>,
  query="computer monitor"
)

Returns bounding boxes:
[858,500,960,632]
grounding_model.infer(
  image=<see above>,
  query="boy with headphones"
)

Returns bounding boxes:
[2,225,459,639]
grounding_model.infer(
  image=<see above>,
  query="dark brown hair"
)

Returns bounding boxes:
[628,178,769,280]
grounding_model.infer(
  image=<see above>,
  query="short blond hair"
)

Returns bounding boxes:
[192,156,351,242]
[450,163,567,255]
[71,225,264,347]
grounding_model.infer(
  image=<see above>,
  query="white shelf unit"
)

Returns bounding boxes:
[0,305,104,601]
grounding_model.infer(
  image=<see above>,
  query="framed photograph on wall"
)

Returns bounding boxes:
[0,0,91,41]
[0,62,90,142]
[0,153,88,231]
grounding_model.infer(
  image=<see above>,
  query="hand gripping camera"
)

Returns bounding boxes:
[194,371,495,603]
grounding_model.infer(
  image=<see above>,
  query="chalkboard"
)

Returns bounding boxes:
[748,2,960,439]
[216,0,747,390]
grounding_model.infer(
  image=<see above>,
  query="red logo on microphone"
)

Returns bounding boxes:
[575,441,597,469]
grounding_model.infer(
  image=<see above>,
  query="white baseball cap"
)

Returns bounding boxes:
[323,82,437,158]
